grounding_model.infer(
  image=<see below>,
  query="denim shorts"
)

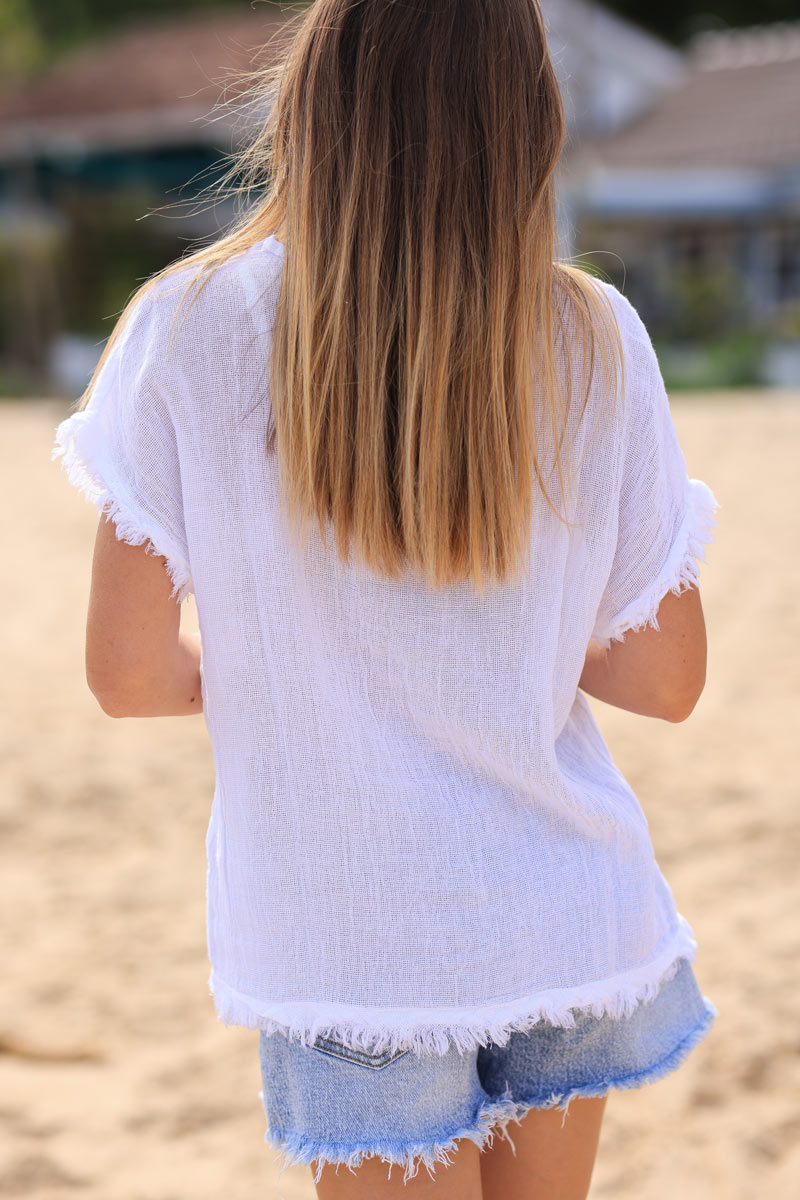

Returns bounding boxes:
[257,957,716,1186]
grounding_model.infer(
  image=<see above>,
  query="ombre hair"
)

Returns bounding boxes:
[77,0,623,594]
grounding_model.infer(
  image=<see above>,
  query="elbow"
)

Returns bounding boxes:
[89,683,131,718]
[659,670,707,724]
[661,697,698,724]
[86,649,155,717]
[87,670,142,719]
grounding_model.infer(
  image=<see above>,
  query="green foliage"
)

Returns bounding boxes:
[773,302,800,340]
[666,262,750,340]
[656,332,768,391]
[58,189,189,337]
[1,1,299,65]
[0,0,44,78]
[598,1,800,46]
[0,367,50,398]
[34,1,259,48]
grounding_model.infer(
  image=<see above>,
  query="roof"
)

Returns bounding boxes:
[579,21,800,171]
[0,5,292,159]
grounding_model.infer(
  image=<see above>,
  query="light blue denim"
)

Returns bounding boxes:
[258,957,716,1185]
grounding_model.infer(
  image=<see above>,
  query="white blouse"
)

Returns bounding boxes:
[52,235,719,1057]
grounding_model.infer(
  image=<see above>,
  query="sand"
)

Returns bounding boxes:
[1,392,798,1199]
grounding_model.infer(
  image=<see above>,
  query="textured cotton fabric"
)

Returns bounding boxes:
[52,234,719,1057]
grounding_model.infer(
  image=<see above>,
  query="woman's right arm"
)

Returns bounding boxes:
[579,584,707,722]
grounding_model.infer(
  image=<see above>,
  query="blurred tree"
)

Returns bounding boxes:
[0,0,44,78]
[586,2,800,45]
[18,1,296,55]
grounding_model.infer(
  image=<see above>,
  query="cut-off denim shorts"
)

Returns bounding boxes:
[258,956,716,1187]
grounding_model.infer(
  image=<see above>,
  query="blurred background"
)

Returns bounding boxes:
[1,3,798,1199]
[0,0,799,395]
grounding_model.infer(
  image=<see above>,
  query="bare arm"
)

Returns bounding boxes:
[86,514,203,718]
[579,584,707,722]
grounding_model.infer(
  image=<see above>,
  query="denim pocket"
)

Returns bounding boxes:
[311,1034,411,1070]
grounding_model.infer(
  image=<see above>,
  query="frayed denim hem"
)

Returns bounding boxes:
[511,996,718,1130]
[264,1087,522,1186]
[263,998,718,1184]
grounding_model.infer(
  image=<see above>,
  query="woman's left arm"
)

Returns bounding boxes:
[86,514,203,718]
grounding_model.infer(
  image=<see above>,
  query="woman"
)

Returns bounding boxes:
[52,1,719,1197]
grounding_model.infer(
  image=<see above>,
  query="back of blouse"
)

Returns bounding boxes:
[52,233,718,1056]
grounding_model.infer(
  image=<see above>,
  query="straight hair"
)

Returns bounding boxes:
[76,0,623,595]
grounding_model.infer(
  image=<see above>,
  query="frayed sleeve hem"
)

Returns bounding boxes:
[591,478,719,650]
[51,413,194,604]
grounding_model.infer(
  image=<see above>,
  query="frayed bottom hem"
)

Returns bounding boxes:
[512,995,718,1129]
[264,1088,522,1186]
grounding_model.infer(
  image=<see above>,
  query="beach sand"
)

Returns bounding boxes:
[1,392,797,1199]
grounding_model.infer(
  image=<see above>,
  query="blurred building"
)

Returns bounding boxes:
[542,0,686,140]
[563,21,800,369]
[0,4,797,391]
[0,5,287,391]
[0,1,686,392]
[0,1,681,224]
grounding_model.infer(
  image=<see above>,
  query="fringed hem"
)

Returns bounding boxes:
[265,1088,522,1186]
[516,994,718,1125]
[210,917,699,1057]
[51,414,193,604]
[594,477,719,650]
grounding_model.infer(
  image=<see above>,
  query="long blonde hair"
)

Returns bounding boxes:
[77,0,623,594]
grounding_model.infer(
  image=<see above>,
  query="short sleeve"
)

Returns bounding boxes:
[51,285,193,603]
[590,295,719,649]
